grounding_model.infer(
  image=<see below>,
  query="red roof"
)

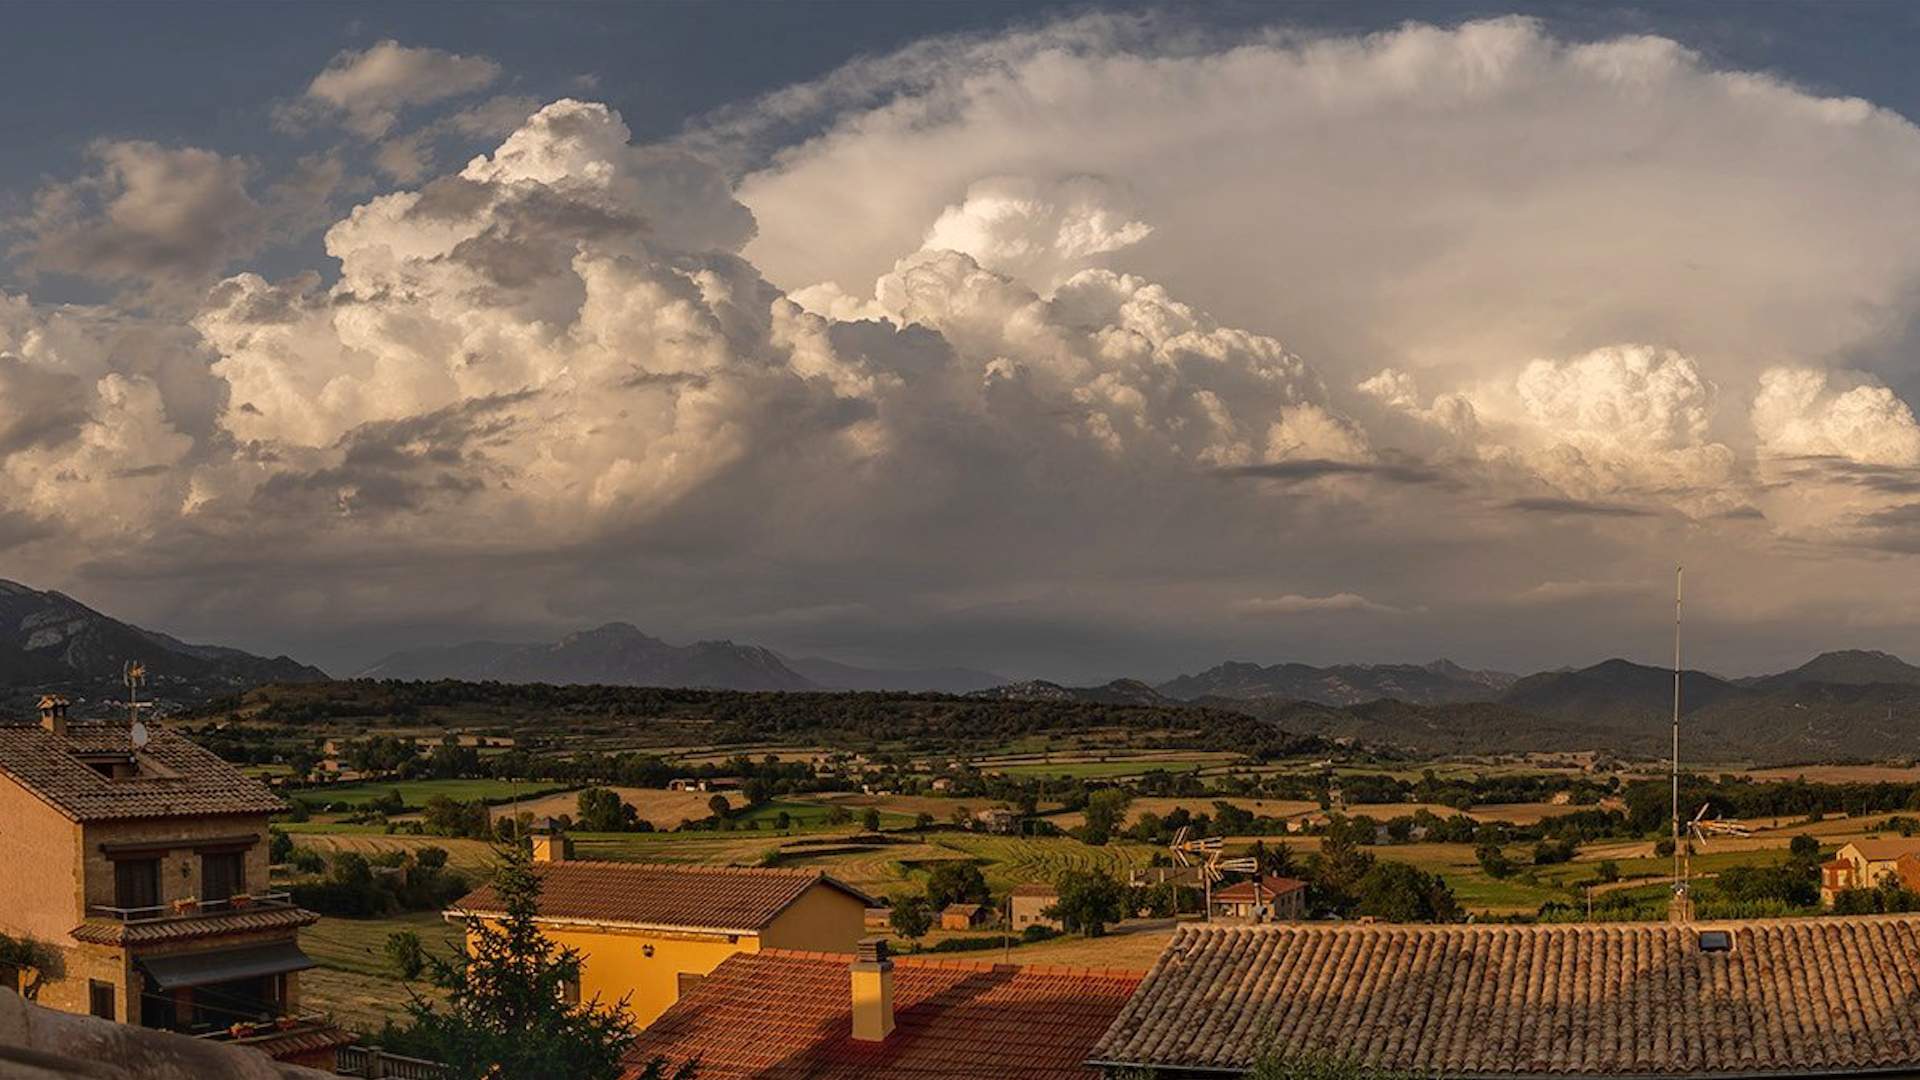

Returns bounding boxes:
[450,861,874,933]
[624,949,1142,1080]
[1212,877,1306,902]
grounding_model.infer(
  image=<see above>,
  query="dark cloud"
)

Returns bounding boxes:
[1502,497,1657,518]
[1214,457,1449,486]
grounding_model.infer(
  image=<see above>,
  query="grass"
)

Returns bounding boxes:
[302,910,460,980]
[288,778,575,810]
[991,758,1222,779]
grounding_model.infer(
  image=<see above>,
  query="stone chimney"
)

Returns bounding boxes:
[37,695,69,738]
[849,937,895,1041]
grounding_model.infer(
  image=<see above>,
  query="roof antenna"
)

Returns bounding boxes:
[124,660,149,749]
[1669,567,1688,923]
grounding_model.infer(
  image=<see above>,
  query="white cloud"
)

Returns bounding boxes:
[1236,592,1402,616]
[921,175,1151,290]
[1752,367,1920,466]
[287,40,500,139]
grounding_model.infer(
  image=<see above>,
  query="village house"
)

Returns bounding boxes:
[447,851,873,1028]
[0,697,350,1071]
[624,938,1141,1079]
[1207,877,1307,922]
[938,902,990,931]
[1820,837,1920,904]
[972,806,1020,834]
[1010,883,1062,932]
[0,986,333,1079]
[1088,918,1920,1077]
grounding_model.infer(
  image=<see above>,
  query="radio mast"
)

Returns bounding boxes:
[1670,566,1685,918]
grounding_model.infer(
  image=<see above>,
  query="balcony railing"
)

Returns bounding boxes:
[86,890,296,923]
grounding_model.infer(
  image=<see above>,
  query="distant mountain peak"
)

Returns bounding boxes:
[1155,657,1516,707]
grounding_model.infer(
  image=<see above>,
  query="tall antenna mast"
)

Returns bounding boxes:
[1670,567,1684,915]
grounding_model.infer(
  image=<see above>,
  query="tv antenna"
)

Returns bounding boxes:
[1170,827,1224,920]
[124,660,151,748]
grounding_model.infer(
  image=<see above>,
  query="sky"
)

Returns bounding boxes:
[7,1,1920,682]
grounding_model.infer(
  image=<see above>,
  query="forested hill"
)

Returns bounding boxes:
[194,679,1338,759]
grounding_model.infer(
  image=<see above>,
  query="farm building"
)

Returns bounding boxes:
[1208,878,1307,923]
[625,938,1140,1079]
[1092,918,1920,1078]
[864,906,892,930]
[972,807,1020,834]
[939,903,990,930]
[1821,838,1920,905]
[1010,883,1062,932]
[448,851,873,1028]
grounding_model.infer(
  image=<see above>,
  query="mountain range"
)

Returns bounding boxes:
[357,622,1005,694]
[0,579,327,712]
[14,572,1920,762]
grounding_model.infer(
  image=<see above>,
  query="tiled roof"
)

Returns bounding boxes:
[450,861,875,933]
[1090,917,1920,1077]
[1844,838,1920,861]
[71,904,317,946]
[625,948,1142,1080]
[0,723,285,821]
[1213,877,1307,901]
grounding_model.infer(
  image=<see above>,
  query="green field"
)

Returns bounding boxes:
[731,799,918,831]
[303,910,460,980]
[288,779,574,810]
[989,758,1224,779]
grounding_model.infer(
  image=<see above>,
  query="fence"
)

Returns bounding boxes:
[335,1045,448,1079]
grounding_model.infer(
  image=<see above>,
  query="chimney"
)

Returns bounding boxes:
[37,696,69,738]
[530,819,568,863]
[849,937,894,1041]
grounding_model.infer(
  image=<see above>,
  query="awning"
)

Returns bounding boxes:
[138,941,315,989]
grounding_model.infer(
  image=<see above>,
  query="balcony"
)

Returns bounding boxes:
[86,891,296,924]
[71,892,316,947]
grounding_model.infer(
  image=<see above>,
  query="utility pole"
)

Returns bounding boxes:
[1671,566,1685,917]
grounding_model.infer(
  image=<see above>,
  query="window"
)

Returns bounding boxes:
[113,858,160,911]
[201,851,246,902]
[557,977,581,1006]
[89,981,115,1020]
[1698,930,1733,953]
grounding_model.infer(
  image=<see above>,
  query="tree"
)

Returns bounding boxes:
[825,804,855,827]
[1047,869,1127,937]
[914,812,934,831]
[1789,834,1820,863]
[1475,843,1513,879]
[707,795,731,821]
[1594,860,1621,884]
[386,930,426,980]
[925,862,990,909]
[578,788,636,833]
[861,808,882,832]
[888,896,933,942]
[410,845,685,1080]
[1080,789,1133,846]
[1352,861,1459,922]
[775,810,793,831]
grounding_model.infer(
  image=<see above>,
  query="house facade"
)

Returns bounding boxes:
[1820,838,1920,904]
[0,699,347,1070]
[1011,883,1062,932]
[448,852,873,1028]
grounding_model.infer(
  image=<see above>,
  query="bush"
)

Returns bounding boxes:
[1020,924,1059,943]
[1047,869,1127,937]
[1475,844,1513,879]
[386,930,426,979]
[888,896,932,941]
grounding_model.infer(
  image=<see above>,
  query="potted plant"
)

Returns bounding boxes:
[229,893,254,910]
[171,897,199,916]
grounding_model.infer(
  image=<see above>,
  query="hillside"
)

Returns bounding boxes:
[0,579,326,712]
[1497,659,1742,723]
[1743,650,1920,690]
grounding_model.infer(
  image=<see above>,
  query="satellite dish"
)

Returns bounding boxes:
[130,721,149,749]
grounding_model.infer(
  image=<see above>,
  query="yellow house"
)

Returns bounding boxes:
[0,697,351,1070]
[1822,838,1920,905]
[448,850,872,1028]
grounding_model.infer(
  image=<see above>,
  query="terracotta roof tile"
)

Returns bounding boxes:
[1090,917,1920,1076]
[625,949,1141,1079]
[70,904,318,946]
[1213,878,1307,901]
[0,723,285,821]
[450,861,875,933]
